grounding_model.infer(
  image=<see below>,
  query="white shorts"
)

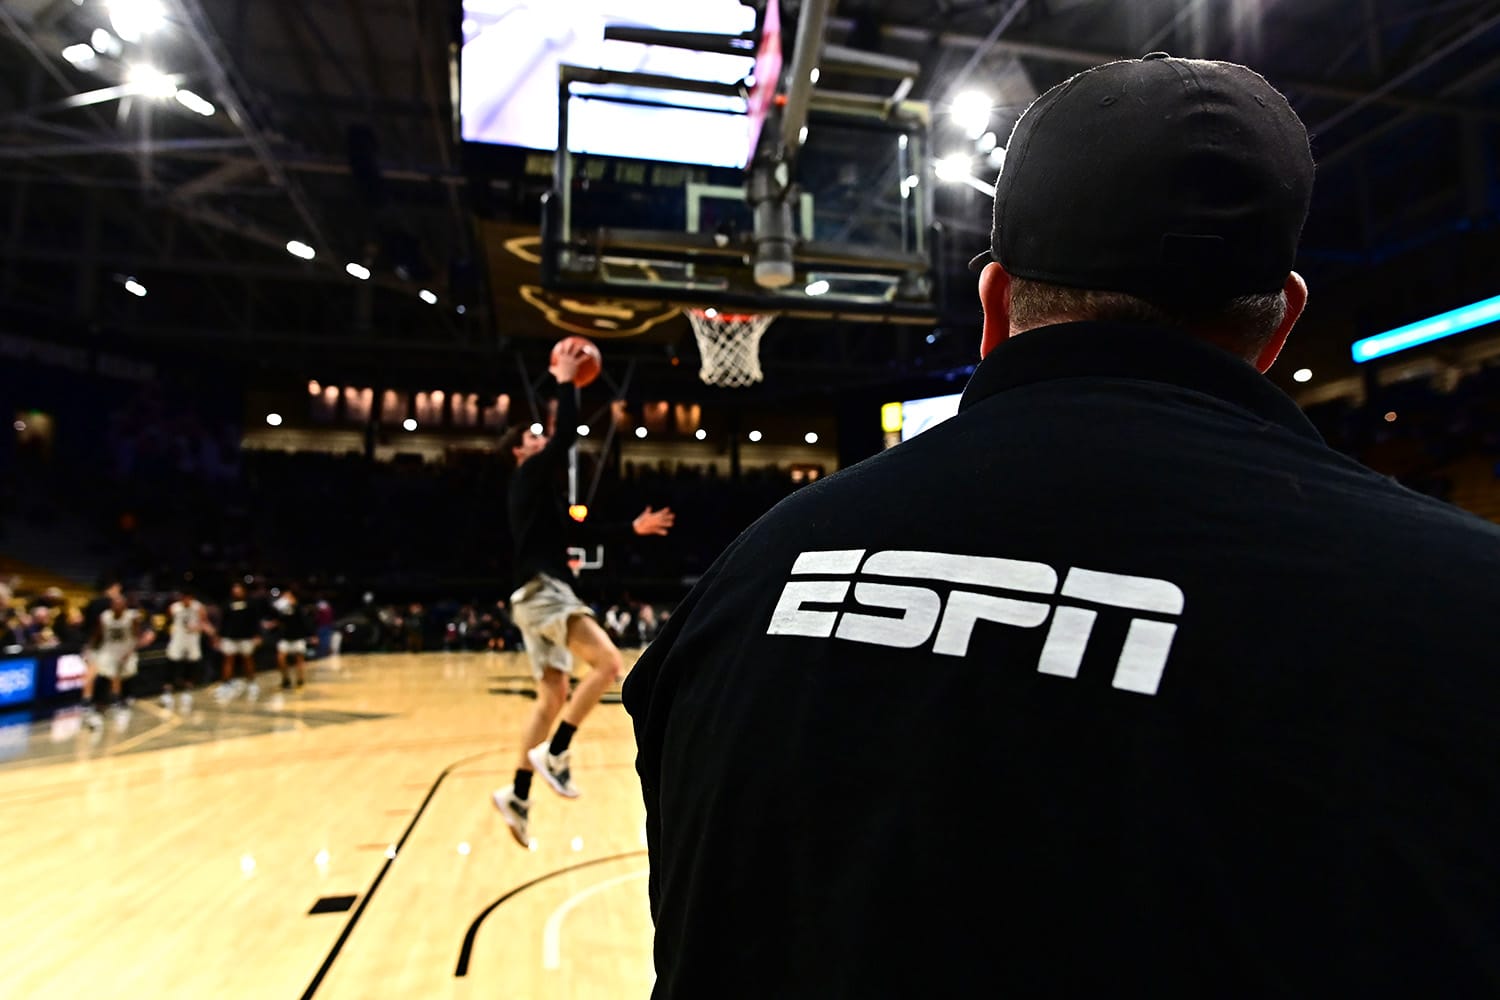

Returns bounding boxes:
[168,633,203,661]
[277,639,307,656]
[95,648,139,679]
[510,574,595,680]
[220,638,257,657]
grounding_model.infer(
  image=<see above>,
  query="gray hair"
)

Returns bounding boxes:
[1009,277,1288,357]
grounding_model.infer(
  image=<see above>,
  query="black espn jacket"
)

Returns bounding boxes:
[623,322,1500,999]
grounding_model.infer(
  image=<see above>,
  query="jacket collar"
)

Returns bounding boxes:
[958,321,1324,443]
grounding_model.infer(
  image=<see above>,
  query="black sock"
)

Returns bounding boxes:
[549,721,577,756]
[514,769,533,800]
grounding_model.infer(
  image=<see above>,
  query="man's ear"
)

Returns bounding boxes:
[978,262,1013,359]
[1253,271,1308,374]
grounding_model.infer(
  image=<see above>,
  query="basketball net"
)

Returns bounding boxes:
[684,309,776,388]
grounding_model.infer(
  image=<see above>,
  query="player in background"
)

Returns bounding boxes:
[215,581,262,702]
[162,588,211,711]
[78,580,122,725]
[88,591,155,729]
[271,587,313,690]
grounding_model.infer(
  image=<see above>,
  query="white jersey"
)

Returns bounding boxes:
[99,608,141,651]
[170,599,204,637]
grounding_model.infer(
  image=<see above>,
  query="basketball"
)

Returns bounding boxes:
[551,335,602,388]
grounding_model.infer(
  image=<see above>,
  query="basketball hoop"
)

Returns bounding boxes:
[684,309,776,388]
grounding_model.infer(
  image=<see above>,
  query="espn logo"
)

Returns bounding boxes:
[766,550,1184,696]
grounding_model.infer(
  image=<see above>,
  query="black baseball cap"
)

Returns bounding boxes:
[969,52,1314,300]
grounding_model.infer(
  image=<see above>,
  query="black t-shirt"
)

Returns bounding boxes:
[507,381,631,588]
[220,598,261,639]
[624,323,1500,997]
[82,596,112,639]
[276,603,310,640]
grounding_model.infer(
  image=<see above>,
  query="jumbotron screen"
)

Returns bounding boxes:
[459,0,756,168]
[898,393,963,442]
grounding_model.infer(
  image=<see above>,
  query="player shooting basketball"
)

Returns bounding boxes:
[492,338,675,848]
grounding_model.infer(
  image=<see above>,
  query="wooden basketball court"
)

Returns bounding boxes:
[0,652,656,999]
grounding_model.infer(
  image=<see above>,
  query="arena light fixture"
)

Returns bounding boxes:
[694,428,707,441]
[951,90,993,139]
[174,89,215,117]
[91,29,122,56]
[107,0,168,44]
[934,152,973,183]
[576,424,590,436]
[419,289,438,305]
[1351,293,1500,363]
[529,422,544,435]
[456,305,467,315]
[123,277,147,297]
[804,431,819,444]
[1384,411,1397,423]
[1293,368,1313,383]
[286,239,315,260]
[126,63,178,98]
[265,413,283,427]
[62,44,98,69]
[635,426,648,439]
[805,279,830,297]
[345,262,371,280]
[403,418,418,432]
[748,429,763,442]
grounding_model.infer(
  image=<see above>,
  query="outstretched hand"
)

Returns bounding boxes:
[632,506,676,536]
[549,342,588,385]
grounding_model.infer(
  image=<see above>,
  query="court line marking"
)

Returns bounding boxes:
[455,850,648,977]
[542,869,650,970]
[300,748,498,1000]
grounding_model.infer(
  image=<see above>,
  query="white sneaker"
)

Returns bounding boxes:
[527,743,581,799]
[84,707,104,730]
[112,706,131,732]
[159,692,174,709]
[245,681,260,702]
[177,692,193,713]
[214,683,236,702]
[491,786,531,848]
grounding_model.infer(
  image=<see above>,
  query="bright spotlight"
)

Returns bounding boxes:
[810,68,820,84]
[1293,368,1313,383]
[799,126,809,144]
[62,44,98,69]
[805,279,831,297]
[174,89,215,117]
[126,63,178,99]
[402,418,418,432]
[456,305,467,315]
[704,308,718,319]
[951,90,993,139]
[90,29,122,56]
[123,278,147,297]
[634,426,648,439]
[108,0,168,44]
[934,153,973,183]
[748,430,763,443]
[419,289,438,305]
[804,432,819,444]
[265,413,283,427]
[345,262,371,280]
[694,428,707,441]
[576,424,590,436]
[286,240,315,260]
[529,422,544,435]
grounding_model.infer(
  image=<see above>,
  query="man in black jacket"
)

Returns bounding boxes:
[491,341,675,847]
[624,54,1500,996]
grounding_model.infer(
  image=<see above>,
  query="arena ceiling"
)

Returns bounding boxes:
[2,0,1498,400]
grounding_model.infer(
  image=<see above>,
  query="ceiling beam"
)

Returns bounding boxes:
[837,18,1500,122]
